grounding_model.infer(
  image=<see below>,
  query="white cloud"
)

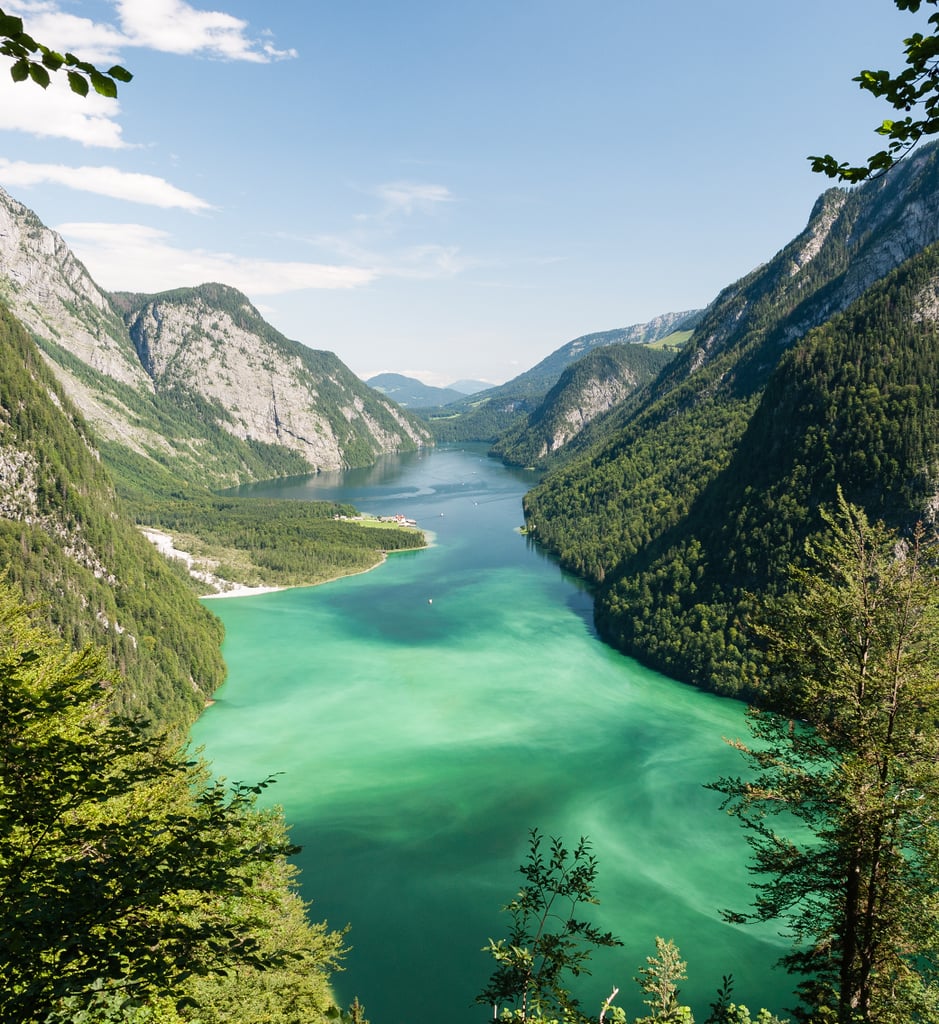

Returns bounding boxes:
[57,221,377,295]
[115,0,297,61]
[0,160,213,209]
[4,2,128,63]
[0,0,295,144]
[371,181,455,217]
[0,74,126,147]
[4,0,296,63]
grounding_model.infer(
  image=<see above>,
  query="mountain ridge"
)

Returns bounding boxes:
[524,141,939,698]
[0,187,431,488]
[426,312,701,443]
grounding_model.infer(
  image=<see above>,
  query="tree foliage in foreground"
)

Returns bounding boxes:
[0,5,131,97]
[0,580,345,1022]
[711,495,939,1023]
[477,828,623,1023]
[810,0,939,181]
[479,834,787,1024]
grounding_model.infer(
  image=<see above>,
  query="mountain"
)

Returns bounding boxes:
[0,187,430,490]
[490,342,677,468]
[425,312,702,442]
[524,142,939,699]
[0,186,440,731]
[366,372,465,407]
[447,378,492,394]
[0,296,226,732]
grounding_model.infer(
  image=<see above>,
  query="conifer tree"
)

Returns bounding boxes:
[710,494,939,1023]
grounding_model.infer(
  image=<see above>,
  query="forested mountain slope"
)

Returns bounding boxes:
[425,312,700,442]
[525,143,939,698]
[0,298,225,731]
[0,187,430,490]
[598,243,939,695]
[490,342,676,468]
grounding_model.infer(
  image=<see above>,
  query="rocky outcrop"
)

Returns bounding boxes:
[120,285,430,472]
[0,189,430,482]
[534,367,639,460]
[492,342,674,467]
[0,188,148,391]
[675,145,939,390]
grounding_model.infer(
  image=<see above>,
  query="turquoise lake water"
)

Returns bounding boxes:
[191,446,794,1023]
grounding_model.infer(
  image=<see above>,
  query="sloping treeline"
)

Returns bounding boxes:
[0,299,226,732]
[527,240,939,699]
[0,580,345,1024]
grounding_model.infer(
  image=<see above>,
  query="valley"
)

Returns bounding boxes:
[193,447,793,1024]
[5,125,939,1024]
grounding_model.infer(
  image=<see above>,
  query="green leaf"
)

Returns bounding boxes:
[13,29,37,54]
[40,48,64,71]
[107,64,133,83]
[0,14,23,37]
[9,57,28,82]
[67,70,88,97]
[88,69,117,99]
[27,61,49,88]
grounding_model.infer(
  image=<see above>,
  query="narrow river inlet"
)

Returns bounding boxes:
[191,445,792,1023]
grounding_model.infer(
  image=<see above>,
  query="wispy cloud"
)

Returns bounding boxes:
[0,160,213,210]
[289,230,469,282]
[354,181,457,224]
[373,181,455,215]
[389,243,467,279]
[281,179,466,282]
[57,221,377,295]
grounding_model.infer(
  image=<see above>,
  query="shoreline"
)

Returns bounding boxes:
[141,525,433,601]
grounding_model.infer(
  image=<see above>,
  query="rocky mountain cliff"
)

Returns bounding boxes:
[0,188,430,487]
[114,283,430,472]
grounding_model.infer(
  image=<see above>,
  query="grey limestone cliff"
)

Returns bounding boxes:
[117,284,430,472]
[0,188,430,483]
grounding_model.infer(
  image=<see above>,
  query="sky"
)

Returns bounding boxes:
[0,1,928,386]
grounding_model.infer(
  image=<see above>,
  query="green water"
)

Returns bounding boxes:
[192,446,793,1022]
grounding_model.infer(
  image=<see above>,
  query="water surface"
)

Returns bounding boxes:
[193,447,792,1022]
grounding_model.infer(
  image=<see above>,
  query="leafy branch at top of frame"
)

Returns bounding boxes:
[0,6,131,97]
[809,0,939,181]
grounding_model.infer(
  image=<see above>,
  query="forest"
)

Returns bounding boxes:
[522,241,939,702]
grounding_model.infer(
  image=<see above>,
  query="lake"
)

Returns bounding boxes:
[191,445,793,1023]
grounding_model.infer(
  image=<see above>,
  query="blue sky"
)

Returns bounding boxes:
[0,1,925,385]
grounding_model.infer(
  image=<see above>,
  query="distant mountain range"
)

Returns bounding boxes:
[365,373,494,407]
[448,378,493,394]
